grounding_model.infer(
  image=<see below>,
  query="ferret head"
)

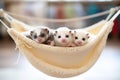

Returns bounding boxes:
[73,30,90,46]
[30,28,49,43]
[54,27,73,46]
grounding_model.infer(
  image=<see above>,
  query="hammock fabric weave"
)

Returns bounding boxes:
[0,7,120,78]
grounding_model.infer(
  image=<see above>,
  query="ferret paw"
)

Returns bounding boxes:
[50,41,55,46]
[67,43,76,47]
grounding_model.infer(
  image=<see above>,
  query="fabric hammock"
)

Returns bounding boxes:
[0,7,120,78]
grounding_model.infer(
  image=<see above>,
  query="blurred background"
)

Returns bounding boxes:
[0,0,120,80]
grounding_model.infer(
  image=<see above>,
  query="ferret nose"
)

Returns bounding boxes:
[77,41,82,45]
[62,39,66,43]
[38,38,43,43]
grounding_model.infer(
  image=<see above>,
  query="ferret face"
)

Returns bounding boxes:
[30,28,49,43]
[73,30,90,46]
[54,27,73,46]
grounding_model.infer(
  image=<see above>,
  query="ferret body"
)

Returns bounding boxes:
[22,27,91,47]
[73,29,90,46]
[22,27,54,45]
[54,27,74,47]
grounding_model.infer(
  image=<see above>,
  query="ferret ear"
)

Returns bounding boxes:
[30,31,34,36]
[54,31,57,36]
[55,31,57,33]
[44,28,49,33]
[69,31,73,36]
[86,33,90,39]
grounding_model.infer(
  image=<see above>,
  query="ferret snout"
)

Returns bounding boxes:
[77,41,82,45]
[61,39,66,43]
[38,37,43,43]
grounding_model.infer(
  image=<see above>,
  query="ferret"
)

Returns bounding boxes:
[22,27,54,45]
[54,27,74,47]
[73,30,90,46]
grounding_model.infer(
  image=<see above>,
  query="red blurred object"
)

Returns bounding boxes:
[56,3,65,19]
[111,19,119,36]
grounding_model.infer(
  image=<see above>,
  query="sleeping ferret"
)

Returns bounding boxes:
[22,27,54,45]
[73,30,90,46]
[54,27,74,47]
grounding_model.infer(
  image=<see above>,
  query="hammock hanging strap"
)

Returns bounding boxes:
[0,6,120,30]
[4,6,120,23]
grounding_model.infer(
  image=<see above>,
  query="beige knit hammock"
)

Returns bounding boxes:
[0,7,120,78]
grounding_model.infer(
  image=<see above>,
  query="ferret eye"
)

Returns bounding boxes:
[65,35,69,38]
[58,35,61,38]
[34,35,37,39]
[82,38,86,41]
[40,33,45,37]
[75,36,78,39]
